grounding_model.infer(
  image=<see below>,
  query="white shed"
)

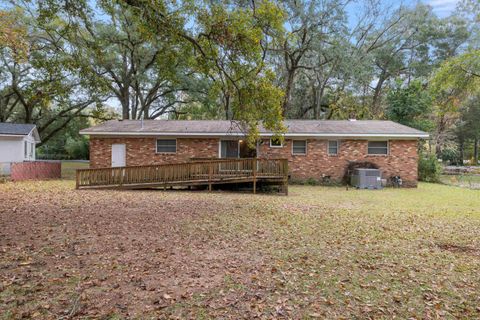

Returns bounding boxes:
[0,123,41,175]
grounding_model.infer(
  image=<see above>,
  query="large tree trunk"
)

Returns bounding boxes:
[371,73,386,117]
[282,68,295,117]
[458,138,464,166]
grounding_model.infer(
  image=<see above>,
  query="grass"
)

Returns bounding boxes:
[440,174,480,189]
[60,161,89,179]
[1,181,480,318]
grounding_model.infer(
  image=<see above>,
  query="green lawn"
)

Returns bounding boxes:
[1,182,479,318]
[61,161,89,180]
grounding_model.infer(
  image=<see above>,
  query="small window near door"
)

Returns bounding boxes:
[156,139,177,153]
[270,137,283,148]
[292,140,307,155]
[24,141,28,158]
[328,140,339,155]
[368,141,388,155]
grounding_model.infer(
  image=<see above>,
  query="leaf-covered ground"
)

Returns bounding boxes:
[1,181,480,319]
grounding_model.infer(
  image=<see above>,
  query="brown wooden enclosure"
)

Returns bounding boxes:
[76,158,289,194]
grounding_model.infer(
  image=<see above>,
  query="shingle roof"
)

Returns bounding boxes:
[0,122,36,135]
[80,120,429,138]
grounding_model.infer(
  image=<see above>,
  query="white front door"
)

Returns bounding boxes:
[111,144,126,167]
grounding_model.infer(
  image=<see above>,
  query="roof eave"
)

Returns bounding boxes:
[80,131,429,139]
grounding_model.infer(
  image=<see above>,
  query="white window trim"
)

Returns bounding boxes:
[270,138,283,148]
[291,140,307,155]
[156,138,177,154]
[327,140,339,155]
[367,140,389,155]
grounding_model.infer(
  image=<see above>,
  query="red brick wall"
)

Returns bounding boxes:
[258,139,418,186]
[90,137,219,168]
[89,137,419,186]
[11,161,61,181]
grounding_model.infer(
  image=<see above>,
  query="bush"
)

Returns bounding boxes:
[418,154,442,182]
[305,177,318,186]
[65,137,89,160]
[440,147,459,165]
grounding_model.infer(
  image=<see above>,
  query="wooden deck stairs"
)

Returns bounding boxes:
[76,158,288,194]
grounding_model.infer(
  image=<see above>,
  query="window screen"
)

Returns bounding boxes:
[328,140,338,155]
[368,141,388,155]
[292,140,307,155]
[156,139,177,153]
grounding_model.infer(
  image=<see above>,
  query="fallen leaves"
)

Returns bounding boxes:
[1,181,480,318]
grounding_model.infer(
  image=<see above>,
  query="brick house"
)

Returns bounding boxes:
[80,120,428,187]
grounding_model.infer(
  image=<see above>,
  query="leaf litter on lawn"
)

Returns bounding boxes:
[1,181,480,318]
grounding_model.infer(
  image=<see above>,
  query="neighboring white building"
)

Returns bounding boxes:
[0,123,41,175]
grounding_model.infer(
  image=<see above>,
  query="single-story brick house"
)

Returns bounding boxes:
[80,119,429,187]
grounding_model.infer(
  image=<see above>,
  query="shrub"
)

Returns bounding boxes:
[439,147,459,165]
[418,154,442,182]
[305,177,318,186]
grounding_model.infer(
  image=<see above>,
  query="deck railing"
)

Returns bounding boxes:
[76,158,288,192]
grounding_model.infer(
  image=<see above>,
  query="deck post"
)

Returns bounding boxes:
[75,170,80,189]
[252,158,257,194]
[208,162,213,192]
[119,168,124,187]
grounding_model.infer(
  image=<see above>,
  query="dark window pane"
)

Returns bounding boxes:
[270,138,282,147]
[292,140,306,154]
[221,140,239,158]
[156,139,176,153]
[328,140,338,155]
[368,141,388,154]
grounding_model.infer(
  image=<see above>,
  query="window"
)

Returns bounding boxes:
[292,140,307,155]
[29,143,34,158]
[328,140,339,155]
[270,137,283,148]
[156,139,177,153]
[220,140,239,158]
[24,141,28,158]
[368,141,388,155]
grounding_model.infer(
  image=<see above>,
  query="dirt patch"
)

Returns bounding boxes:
[0,183,270,318]
[436,243,480,256]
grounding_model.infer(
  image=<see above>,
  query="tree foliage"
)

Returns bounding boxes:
[0,0,479,159]
[386,80,433,131]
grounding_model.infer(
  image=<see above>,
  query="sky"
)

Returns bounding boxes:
[421,0,461,17]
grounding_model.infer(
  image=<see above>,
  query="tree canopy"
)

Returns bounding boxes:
[0,0,479,160]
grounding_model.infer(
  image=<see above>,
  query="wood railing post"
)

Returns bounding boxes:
[75,170,80,189]
[120,168,124,187]
[283,159,288,195]
[208,162,213,192]
[252,158,257,194]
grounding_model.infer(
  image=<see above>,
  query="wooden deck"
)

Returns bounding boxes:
[76,158,289,194]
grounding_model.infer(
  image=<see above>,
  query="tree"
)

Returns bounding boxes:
[0,4,109,146]
[121,0,287,144]
[456,96,480,164]
[274,0,347,117]
[430,49,480,155]
[386,80,433,131]
[67,2,198,120]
